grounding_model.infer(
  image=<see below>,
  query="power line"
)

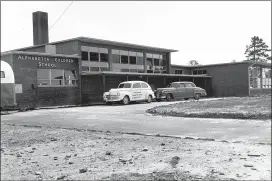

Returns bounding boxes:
[49,1,74,31]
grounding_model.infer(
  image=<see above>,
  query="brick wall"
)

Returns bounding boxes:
[11,53,80,109]
[200,64,249,97]
[20,46,46,53]
[55,40,80,55]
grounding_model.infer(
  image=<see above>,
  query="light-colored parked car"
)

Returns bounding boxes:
[103,81,155,105]
[155,81,207,101]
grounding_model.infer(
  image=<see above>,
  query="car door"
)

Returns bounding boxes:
[141,83,149,100]
[170,83,181,98]
[177,83,186,98]
[131,83,143,100]
[184,83,195,97]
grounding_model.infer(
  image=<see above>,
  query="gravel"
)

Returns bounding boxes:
[1,124,271,180]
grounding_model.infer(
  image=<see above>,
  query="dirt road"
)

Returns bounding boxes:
[1,98,271,145]
[1,124,271,180]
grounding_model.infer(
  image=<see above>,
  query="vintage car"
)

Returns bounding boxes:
[155,81,207,101]
[103,81,155,105]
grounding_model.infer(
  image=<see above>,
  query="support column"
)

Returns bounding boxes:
[143,52,147,73]
[108,48,113,71]
[103,74,106,92]
[166,52,171,74]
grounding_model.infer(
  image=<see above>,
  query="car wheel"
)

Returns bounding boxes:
[184,98,189,100]
[122,96,130,105]
[147,95,152,103]
[166,93,173,102]
[194,93,200,100]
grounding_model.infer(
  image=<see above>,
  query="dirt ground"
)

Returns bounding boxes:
[147,96,271,120]
[1,123,271,180]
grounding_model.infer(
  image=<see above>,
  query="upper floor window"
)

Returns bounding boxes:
[81,51,88,61]
[81,46,108,62]
[120,50,129,64]
[175,70,183,74]
[193,69,207,75]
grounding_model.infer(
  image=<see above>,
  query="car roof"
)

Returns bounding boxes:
[171,81,194,84]
[120,81,147,84]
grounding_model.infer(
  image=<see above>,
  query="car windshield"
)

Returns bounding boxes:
[118,83,132,88]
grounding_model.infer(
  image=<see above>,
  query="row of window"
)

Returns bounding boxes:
[193,69,207,75]
[250,78,271,88]
[81,50,108,62]
[146,53,164,66]
[175,70,183,74]
[37,69,78,86]
[249,67,271,89]
[112,50,144,65]
[81,46,166,67]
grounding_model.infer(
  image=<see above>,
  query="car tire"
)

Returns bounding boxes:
[184,98,189,100]
[147,95,152,103]
[194,93,200,100]
[122,96,130,105]
[166,93,173,102]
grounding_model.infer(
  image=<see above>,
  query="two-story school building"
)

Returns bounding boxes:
[1,11,270,110]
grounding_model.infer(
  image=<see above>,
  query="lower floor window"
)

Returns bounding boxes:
[262,78,271,88]
[37,69,78,87]
[250,78,261,88]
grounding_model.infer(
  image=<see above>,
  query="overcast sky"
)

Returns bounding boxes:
[1,1,271,65]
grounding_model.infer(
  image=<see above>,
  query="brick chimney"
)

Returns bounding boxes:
[32,11,49,46]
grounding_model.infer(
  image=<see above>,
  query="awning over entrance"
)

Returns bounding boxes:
[81,71,212,78]
[80,72,212,104]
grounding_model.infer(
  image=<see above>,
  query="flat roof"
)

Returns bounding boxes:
[81,71,211,78]
[6,36,178,53]
[172,61,271,68]
[1,51,80,58]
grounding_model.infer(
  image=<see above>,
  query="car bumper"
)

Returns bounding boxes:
[103,95,122,102]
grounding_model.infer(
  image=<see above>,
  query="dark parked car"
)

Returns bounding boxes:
[155,81,207,101]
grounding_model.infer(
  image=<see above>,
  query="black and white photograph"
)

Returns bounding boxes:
[1,1,271,180]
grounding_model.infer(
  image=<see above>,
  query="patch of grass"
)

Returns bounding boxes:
[147,96,271,120]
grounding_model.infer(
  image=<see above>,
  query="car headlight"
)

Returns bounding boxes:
[117,93,120,96]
